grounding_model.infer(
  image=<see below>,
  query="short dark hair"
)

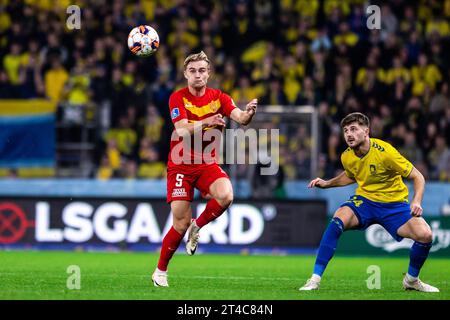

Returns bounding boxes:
[340,112,370,128]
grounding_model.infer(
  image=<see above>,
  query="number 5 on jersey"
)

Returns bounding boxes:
[175,173,184,187]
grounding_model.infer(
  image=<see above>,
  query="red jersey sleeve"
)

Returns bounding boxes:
[169,91,187,124]
[219,91,237,117]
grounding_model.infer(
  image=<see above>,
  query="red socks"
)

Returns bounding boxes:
[157,199,227,271]
[157,226,183,271]
[195,198,227,228]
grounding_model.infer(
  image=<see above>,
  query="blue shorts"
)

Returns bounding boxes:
[340,195,412,242]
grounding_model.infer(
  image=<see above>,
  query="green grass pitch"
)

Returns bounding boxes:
[0,250,448,300]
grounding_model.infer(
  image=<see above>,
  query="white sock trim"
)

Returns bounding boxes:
[156,268,167,274]
[311,274,322,282]
[406,273,418,282]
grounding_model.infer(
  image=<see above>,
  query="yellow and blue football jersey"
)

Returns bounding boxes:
[340,138,413,203]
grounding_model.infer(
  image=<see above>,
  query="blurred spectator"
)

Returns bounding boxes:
[423,122,439,155]
[385,56,410,85]
[380,4,398,40]
[294,148,311,179]
[230,76,264,106]
[2,42,26,97]
[261,78,287,105]
[0,69,12,98]
[3,43,23,86]
[140,104,164,143]
[19,44,44,98]
[105,116,138,158]
[40,33,68,65]
[97,155,114,180]
[65,60,92,107]
[297,76,320,105]
[399,131,424,164]
[251,152,285,199]
[333,22,359,47]
[137,138,166,179]
[427,135,450,180]
[429,82,449,114]
[327,132,341,172]
[411,53,442,96]
[44,57,68,103]
[311,27,332,52]
[105,138,121,173]
[109,67,130,127]
[121,159,138,180]
[221,59,238,94]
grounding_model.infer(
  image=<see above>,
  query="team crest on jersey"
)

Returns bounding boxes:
[346,196,363,207]
[171,107,180,119]
[209,100,220,113]
[370,164,377,175]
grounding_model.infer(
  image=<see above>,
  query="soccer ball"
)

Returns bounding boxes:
[127,25,159,57]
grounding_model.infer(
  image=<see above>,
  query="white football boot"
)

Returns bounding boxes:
[186,219,200,256]
[299,277,320,291]
[152,269,169,287]
[403,275,439,292]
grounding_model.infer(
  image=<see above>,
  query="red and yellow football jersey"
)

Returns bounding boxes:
[168,87,237,165]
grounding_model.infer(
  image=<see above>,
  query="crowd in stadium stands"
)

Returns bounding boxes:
[1,0,449,183]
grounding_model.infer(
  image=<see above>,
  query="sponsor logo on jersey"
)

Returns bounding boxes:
[371,142,385,152]
[172,188,187,197]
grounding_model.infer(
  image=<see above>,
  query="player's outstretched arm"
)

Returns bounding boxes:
[230,99,258,125]
[174,115,226,137]
[406,167,425,217]
[308,171,356,189]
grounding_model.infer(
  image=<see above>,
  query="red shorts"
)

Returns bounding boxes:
[166,163,230,203]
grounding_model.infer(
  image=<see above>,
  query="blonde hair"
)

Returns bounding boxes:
[183,51,210,70]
